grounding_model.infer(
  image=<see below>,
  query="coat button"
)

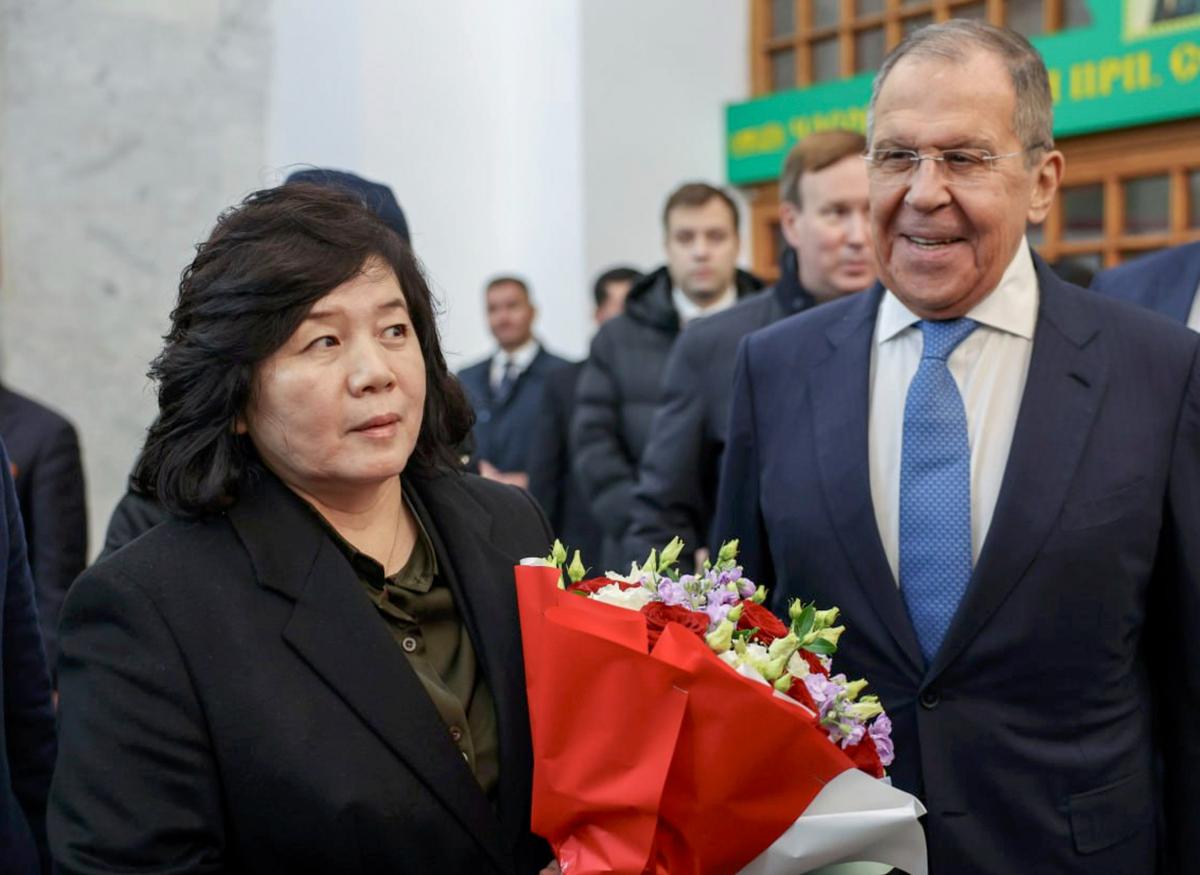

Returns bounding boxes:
[449,726,464,743]
[401,636,419,653]
[919,689,941,710]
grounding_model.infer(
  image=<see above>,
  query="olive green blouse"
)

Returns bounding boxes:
[313,496,499,799]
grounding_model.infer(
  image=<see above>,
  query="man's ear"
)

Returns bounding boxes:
[779,200,804,250]
[233,415,248,435]
[1027,149,1064,224]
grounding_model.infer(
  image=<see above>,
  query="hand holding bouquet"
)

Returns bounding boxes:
[515,539,927,875]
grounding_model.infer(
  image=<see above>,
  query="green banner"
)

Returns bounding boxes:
[727,1,1200,185]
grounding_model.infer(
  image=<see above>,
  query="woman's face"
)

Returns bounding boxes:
[239,258,427,502]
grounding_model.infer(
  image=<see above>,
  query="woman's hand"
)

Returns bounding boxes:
[538,860,562,875]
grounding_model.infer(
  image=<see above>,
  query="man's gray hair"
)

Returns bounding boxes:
[866,20,1054,162]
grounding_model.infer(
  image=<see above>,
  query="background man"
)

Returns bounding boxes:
[571,182,761,570]
[715,21,1197,873]
[458,276,568,489]
[528,266,641,565]
[626,130,873,567]
[1091,240,1200,329]
[0,383,87,675]
[0,437,56,874]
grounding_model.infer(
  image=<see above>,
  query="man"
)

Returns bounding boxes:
[0,385,87,672]
[458,276,569,489]
[0,438,56,874]
[528,266,641,565]
[626,131,873,567]
[572,183,762,570]
[1091,241,1200,328]
[715,21,1197,873]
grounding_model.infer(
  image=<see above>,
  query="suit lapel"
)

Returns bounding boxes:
[405,472,535,856]
[228,472,511,872]
[808,287,925,679]
[927,263,1106,682]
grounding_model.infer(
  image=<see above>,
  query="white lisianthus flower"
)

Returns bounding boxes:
[786,649,812,678]
[519,557,556,567]
[590,583,654,611]
[718,650,742,669]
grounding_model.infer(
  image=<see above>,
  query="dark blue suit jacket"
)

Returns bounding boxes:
[1090,241,1200,324]
[0,439,56,874]
[714,258,1200,874]
[458,346,569,474]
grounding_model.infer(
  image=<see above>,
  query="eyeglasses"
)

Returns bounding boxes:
[862,146,1047,187]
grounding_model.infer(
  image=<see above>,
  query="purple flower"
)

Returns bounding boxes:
[839,721,867,749]
[737,577,757,598]
[869,714,895,766]
[656,578,688,607]
[704,601,733,628]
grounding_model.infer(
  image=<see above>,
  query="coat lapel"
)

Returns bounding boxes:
[404,471,536,858]
[927,262,1106,682]
[227,472,511,872]
[808,287,925,679]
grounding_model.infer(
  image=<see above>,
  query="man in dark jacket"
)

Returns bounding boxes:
[571,183,762,570]
[527,266,640,566]
[0,437,57,874]
[0,384,87,671]
[626,131,873,568]
[458,276,569,490]
[1090,240,1200,329]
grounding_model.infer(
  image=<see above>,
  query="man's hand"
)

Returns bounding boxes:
[479,460,530,490]
[538,861,561,875]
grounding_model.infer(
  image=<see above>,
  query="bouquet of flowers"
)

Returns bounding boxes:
[516,539,927,875]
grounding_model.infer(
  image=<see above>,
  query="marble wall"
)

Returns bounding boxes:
[0,0,272,552]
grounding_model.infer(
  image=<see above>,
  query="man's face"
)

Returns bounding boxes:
[781,154,875,301]
[664,198,740,304]
[595,279,632,324]
[486,281,535,350]
[868,49,1062,319]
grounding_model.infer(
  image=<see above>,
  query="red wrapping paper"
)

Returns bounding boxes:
[515,565,856,875]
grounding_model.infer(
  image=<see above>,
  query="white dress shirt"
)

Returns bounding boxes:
[671,285,737,325]
[1186,279,1200,331]
[868,238,1039,585]
[488,338,540,392]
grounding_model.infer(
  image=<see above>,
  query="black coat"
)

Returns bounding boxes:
[49,467,553,874]
[626,253,816,567]
[0,386,87,671]
[457,346,570,474]
[570,266,763,570]
[526,361,604,565]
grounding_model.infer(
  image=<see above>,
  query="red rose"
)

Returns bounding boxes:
[568,576,639,595]
[796,649,830,677]
[641,602,710,649]
[736,599,789,645]
[782,675,819,716]
[843,736,885,779]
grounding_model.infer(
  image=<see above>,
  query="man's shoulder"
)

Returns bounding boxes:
[0,386,76,436]
[1092,241,1200,292]
[748,288,875,358]
[457,357,491,379]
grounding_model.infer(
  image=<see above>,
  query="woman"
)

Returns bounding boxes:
[48,184,557,874]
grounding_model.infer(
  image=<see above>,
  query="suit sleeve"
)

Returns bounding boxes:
[711,337,775,595]
[570,330,637,540]
[48,566,226,874]
[626,329,709,568]
[98,490,169,562]
[526,373,569,534]
[1155,341,1200,871]
[2,442,57,874]
[27,420,88,671]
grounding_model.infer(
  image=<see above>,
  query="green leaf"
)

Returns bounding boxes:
[803,638,837,655]
[792,604,816,639]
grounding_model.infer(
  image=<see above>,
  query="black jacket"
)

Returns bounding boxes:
[49,467,553,874]
[626,252,817,567]
[570,266,762,570]
[0,386,88,672]
[526,361,604,565]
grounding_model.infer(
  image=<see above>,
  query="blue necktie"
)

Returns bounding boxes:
[900,318,978,665]
[495,358,517,400]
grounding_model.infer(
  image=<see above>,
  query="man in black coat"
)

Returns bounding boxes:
[527,267,640,566]
[571,183,762,570]
[0,437,57,875]
[1090,240,1200,329]
[626,132,873,568]
[0,384,87,670]
[457,276,569,491]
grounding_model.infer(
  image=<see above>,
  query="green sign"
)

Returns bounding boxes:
[726,1,1200,186]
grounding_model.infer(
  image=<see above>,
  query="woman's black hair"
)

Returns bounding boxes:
[133,182,473,516]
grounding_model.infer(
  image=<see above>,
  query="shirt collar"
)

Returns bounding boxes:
[876,237,1039,344]
[671,285,738,325]
[491,337,540,372]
